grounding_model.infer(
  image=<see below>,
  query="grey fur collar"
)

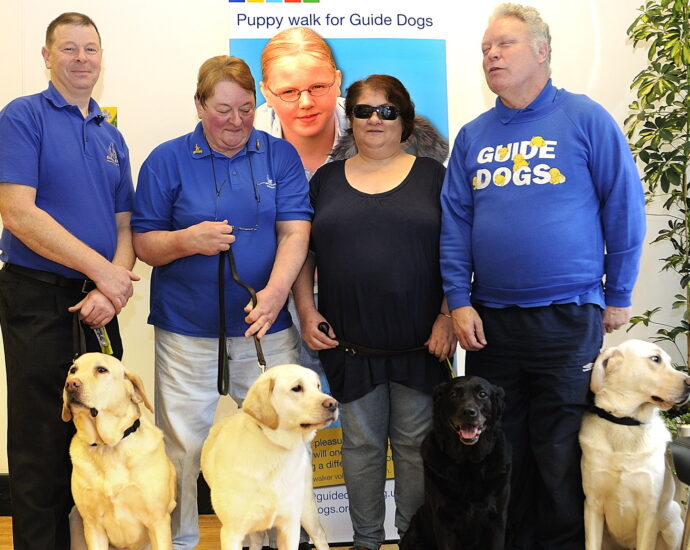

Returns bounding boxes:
[330,116,448,164]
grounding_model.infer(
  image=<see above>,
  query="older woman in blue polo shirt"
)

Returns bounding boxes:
[131,55,311,550]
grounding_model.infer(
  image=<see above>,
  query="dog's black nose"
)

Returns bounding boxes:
[463,407,478,418]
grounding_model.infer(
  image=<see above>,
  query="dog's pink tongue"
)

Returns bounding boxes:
[460,426,479,440]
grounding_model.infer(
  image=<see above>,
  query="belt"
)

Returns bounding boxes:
[317,322,427,357]
[4,263,96,293]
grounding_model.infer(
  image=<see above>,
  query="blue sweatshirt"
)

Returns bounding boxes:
[440,80,646,310]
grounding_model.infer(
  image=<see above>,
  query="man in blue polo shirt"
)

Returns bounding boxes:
[0,13,137,550]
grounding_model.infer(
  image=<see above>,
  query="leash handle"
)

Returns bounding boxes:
[318,321,350,353]
[72,311,87,359]
[218,252,230,395]
[218,248,267,395]
[317,321,334,339]
[225,247,267,372]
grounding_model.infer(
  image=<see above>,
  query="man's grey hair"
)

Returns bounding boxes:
[491,3,552,68]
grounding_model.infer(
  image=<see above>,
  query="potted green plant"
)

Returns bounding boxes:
[624,0,690,434]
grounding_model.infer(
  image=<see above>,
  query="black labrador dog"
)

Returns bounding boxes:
[400,375,511,550]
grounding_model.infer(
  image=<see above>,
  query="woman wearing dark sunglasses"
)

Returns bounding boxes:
[293,74,456,550]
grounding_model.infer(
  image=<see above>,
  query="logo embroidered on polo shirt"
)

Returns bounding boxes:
[193,144,203,154]
[106,143,119,166]
[258,176,275,189]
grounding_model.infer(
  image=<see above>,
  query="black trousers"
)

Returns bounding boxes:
[0,266,122,550]
[465,303,603,550]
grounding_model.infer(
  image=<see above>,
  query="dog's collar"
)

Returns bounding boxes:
[590,405,643,426]
[90,418,141,447]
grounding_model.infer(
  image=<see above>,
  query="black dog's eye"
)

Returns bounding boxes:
[291,384,303,392]
[477,390,489,399]
[95,366,109,374]
[650,355,661,363]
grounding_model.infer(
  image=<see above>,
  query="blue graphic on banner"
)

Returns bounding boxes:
[230,37,448,139]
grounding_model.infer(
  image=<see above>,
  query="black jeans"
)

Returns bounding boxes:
[465,303,603,550]
[0,266,122,550]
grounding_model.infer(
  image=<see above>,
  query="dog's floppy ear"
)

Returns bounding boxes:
[491,384,506,421]
[125,370,153,413]
[590,347,623,393]
[71,410,102,445]
[433,379,449,403]
[61,389,73,422]
[243,372,279,430]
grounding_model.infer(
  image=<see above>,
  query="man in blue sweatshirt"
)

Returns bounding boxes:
[440,4,645,549]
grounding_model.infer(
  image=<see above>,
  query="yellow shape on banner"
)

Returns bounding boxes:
[311,426,394,488]
[101,106,118,127]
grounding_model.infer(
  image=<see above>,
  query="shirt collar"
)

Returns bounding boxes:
[189,123,264,160]
[494,79,557,124]
[42,81,103,123]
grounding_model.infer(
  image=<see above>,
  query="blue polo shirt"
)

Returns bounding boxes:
[0,82,134,278]
[132,123,312,337]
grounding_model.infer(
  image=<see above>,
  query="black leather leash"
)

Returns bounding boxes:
[218,247,267,395]
[317,321,426,357]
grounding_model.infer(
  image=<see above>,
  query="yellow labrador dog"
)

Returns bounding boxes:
[201,364,338,550]
[579,339,690,550]
[62,352,176,550]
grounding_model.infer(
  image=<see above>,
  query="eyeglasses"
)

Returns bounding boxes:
[267,79,336,103]
[352,104,400,121]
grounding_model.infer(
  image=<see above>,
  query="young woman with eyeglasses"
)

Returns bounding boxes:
[255,27,347,179]
[293,74,456,550]
[130,55,311,550]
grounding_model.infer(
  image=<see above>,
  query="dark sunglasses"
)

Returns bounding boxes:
[352,104,400,121]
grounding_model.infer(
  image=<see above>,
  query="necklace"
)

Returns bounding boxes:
[206,140,260,230]
[209,153,228,197]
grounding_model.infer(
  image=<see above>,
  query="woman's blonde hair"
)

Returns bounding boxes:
[261,27,336,83]
[195,56,255,107]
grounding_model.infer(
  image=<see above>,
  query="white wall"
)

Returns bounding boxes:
[0,0,680,475]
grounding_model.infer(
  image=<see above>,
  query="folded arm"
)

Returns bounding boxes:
[0,182,138,314]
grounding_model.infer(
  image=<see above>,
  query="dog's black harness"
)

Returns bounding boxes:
[590,405,643,426]
[90,418,141,447]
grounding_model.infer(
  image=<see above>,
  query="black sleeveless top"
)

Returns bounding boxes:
[310,156,449,403]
